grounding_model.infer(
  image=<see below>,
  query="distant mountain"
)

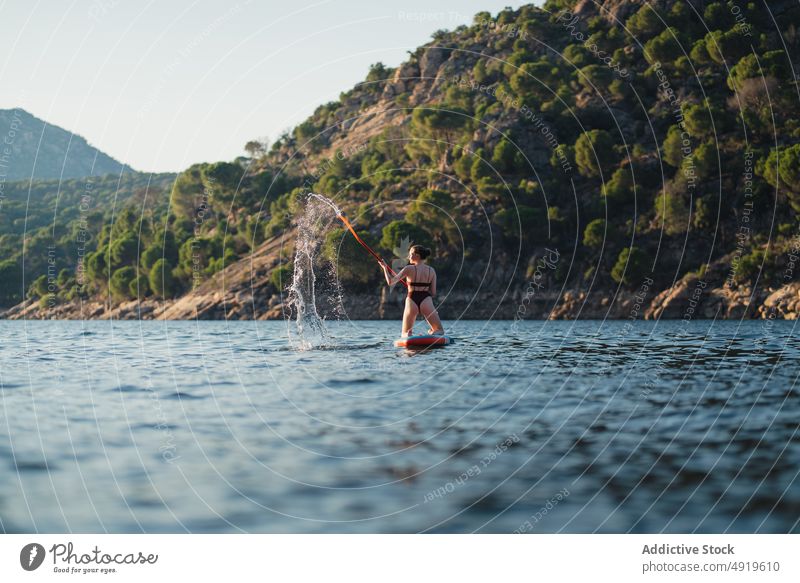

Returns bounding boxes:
[0,108,128,180]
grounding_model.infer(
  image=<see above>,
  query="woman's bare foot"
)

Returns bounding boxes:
[428,328,444,336]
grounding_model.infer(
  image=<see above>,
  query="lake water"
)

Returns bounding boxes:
[1,320,798,533]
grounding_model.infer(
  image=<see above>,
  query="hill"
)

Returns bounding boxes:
[0,108,127,181]
[5,0,800,321]
[0,171,176,307]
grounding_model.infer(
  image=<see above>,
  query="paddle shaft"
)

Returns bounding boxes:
[337,214,408,289]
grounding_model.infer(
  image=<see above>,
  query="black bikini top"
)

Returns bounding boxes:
[408,265,432,289]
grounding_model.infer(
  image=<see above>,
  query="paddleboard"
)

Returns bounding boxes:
[394,334,452,348]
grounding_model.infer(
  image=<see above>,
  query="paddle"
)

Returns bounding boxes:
[336,212,408,289]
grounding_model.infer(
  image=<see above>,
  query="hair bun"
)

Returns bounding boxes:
[411,244,431,259]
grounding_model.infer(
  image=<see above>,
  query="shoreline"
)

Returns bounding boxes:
[3,280,798,321]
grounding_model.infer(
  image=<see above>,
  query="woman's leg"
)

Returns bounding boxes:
[419,297,444,334]
[402,298,419,337]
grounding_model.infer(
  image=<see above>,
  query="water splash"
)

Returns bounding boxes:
[308,192,341,216]
[286,193,345,349]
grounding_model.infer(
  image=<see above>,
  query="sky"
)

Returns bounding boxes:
[0,0,531,173]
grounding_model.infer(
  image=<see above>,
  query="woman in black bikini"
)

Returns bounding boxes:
[381,244,444,337]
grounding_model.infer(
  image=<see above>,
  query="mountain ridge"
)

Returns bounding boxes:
[0,108,130,181]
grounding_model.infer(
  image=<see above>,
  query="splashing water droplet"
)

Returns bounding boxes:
[286,193,345,350]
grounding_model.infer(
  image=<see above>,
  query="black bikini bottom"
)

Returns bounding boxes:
[408,291,431,309]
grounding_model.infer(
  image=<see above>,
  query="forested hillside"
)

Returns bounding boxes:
[0,172,176,307]
[6,0,800,320]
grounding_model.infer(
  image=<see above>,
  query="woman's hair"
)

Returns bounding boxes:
[410,244,431,259]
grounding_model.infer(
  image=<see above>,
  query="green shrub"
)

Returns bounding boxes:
[578,64,613,94]
[85,249,107,284]
[609,78,629,100]
[668,1,691,27]
[129,274,150,297]
[380,220,432,254]
[562,44,588,68]
[470,149,494,182]
[734,249,765,285]
[476,177,505,202]
[509,60,553,99]
[109,233,138,269]
[472,59,490,83]
[583,218,607,248]
[493,205,545,246]
[682,101,722,139]
[492,138,518,172]
[408,105,469,168]
[110,266,137,300]
[704,29,749,65]
[269,263,293,292]
[149,259,177,298]
[140,245,163,271]
[728,51,788,92]
[575,130,616,178]
[611,247,650,285]
[602,167,636,205]
[454,151,474,182]
[644,28,684,65]
[703,3,732,29]
[662,125,686,168]
[690,39,712,64]
[0,259,22,306]
[406,189,457,230]
[30,274,50,298]
[693,196,715,231]
[626,3,662,39]
[693,141,719,180]
[56,269,72,287]
[178,237,222,279]
[757,144,800,211]
[654,189,690,236]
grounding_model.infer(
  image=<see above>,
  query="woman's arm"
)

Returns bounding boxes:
[382,264,408,287]
[430,270,437,296]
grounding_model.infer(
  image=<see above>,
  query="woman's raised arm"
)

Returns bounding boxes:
[382,263,408,287]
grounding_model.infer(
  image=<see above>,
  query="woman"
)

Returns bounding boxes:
[381,244,444,337]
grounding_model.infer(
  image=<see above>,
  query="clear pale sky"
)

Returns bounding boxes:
[0,0,531,173]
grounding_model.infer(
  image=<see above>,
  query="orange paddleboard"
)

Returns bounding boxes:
[394,335,452,348]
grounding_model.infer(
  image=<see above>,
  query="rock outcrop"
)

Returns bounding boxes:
[760,283,800,320]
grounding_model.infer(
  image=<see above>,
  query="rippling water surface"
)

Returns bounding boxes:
[1,320,798,533]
